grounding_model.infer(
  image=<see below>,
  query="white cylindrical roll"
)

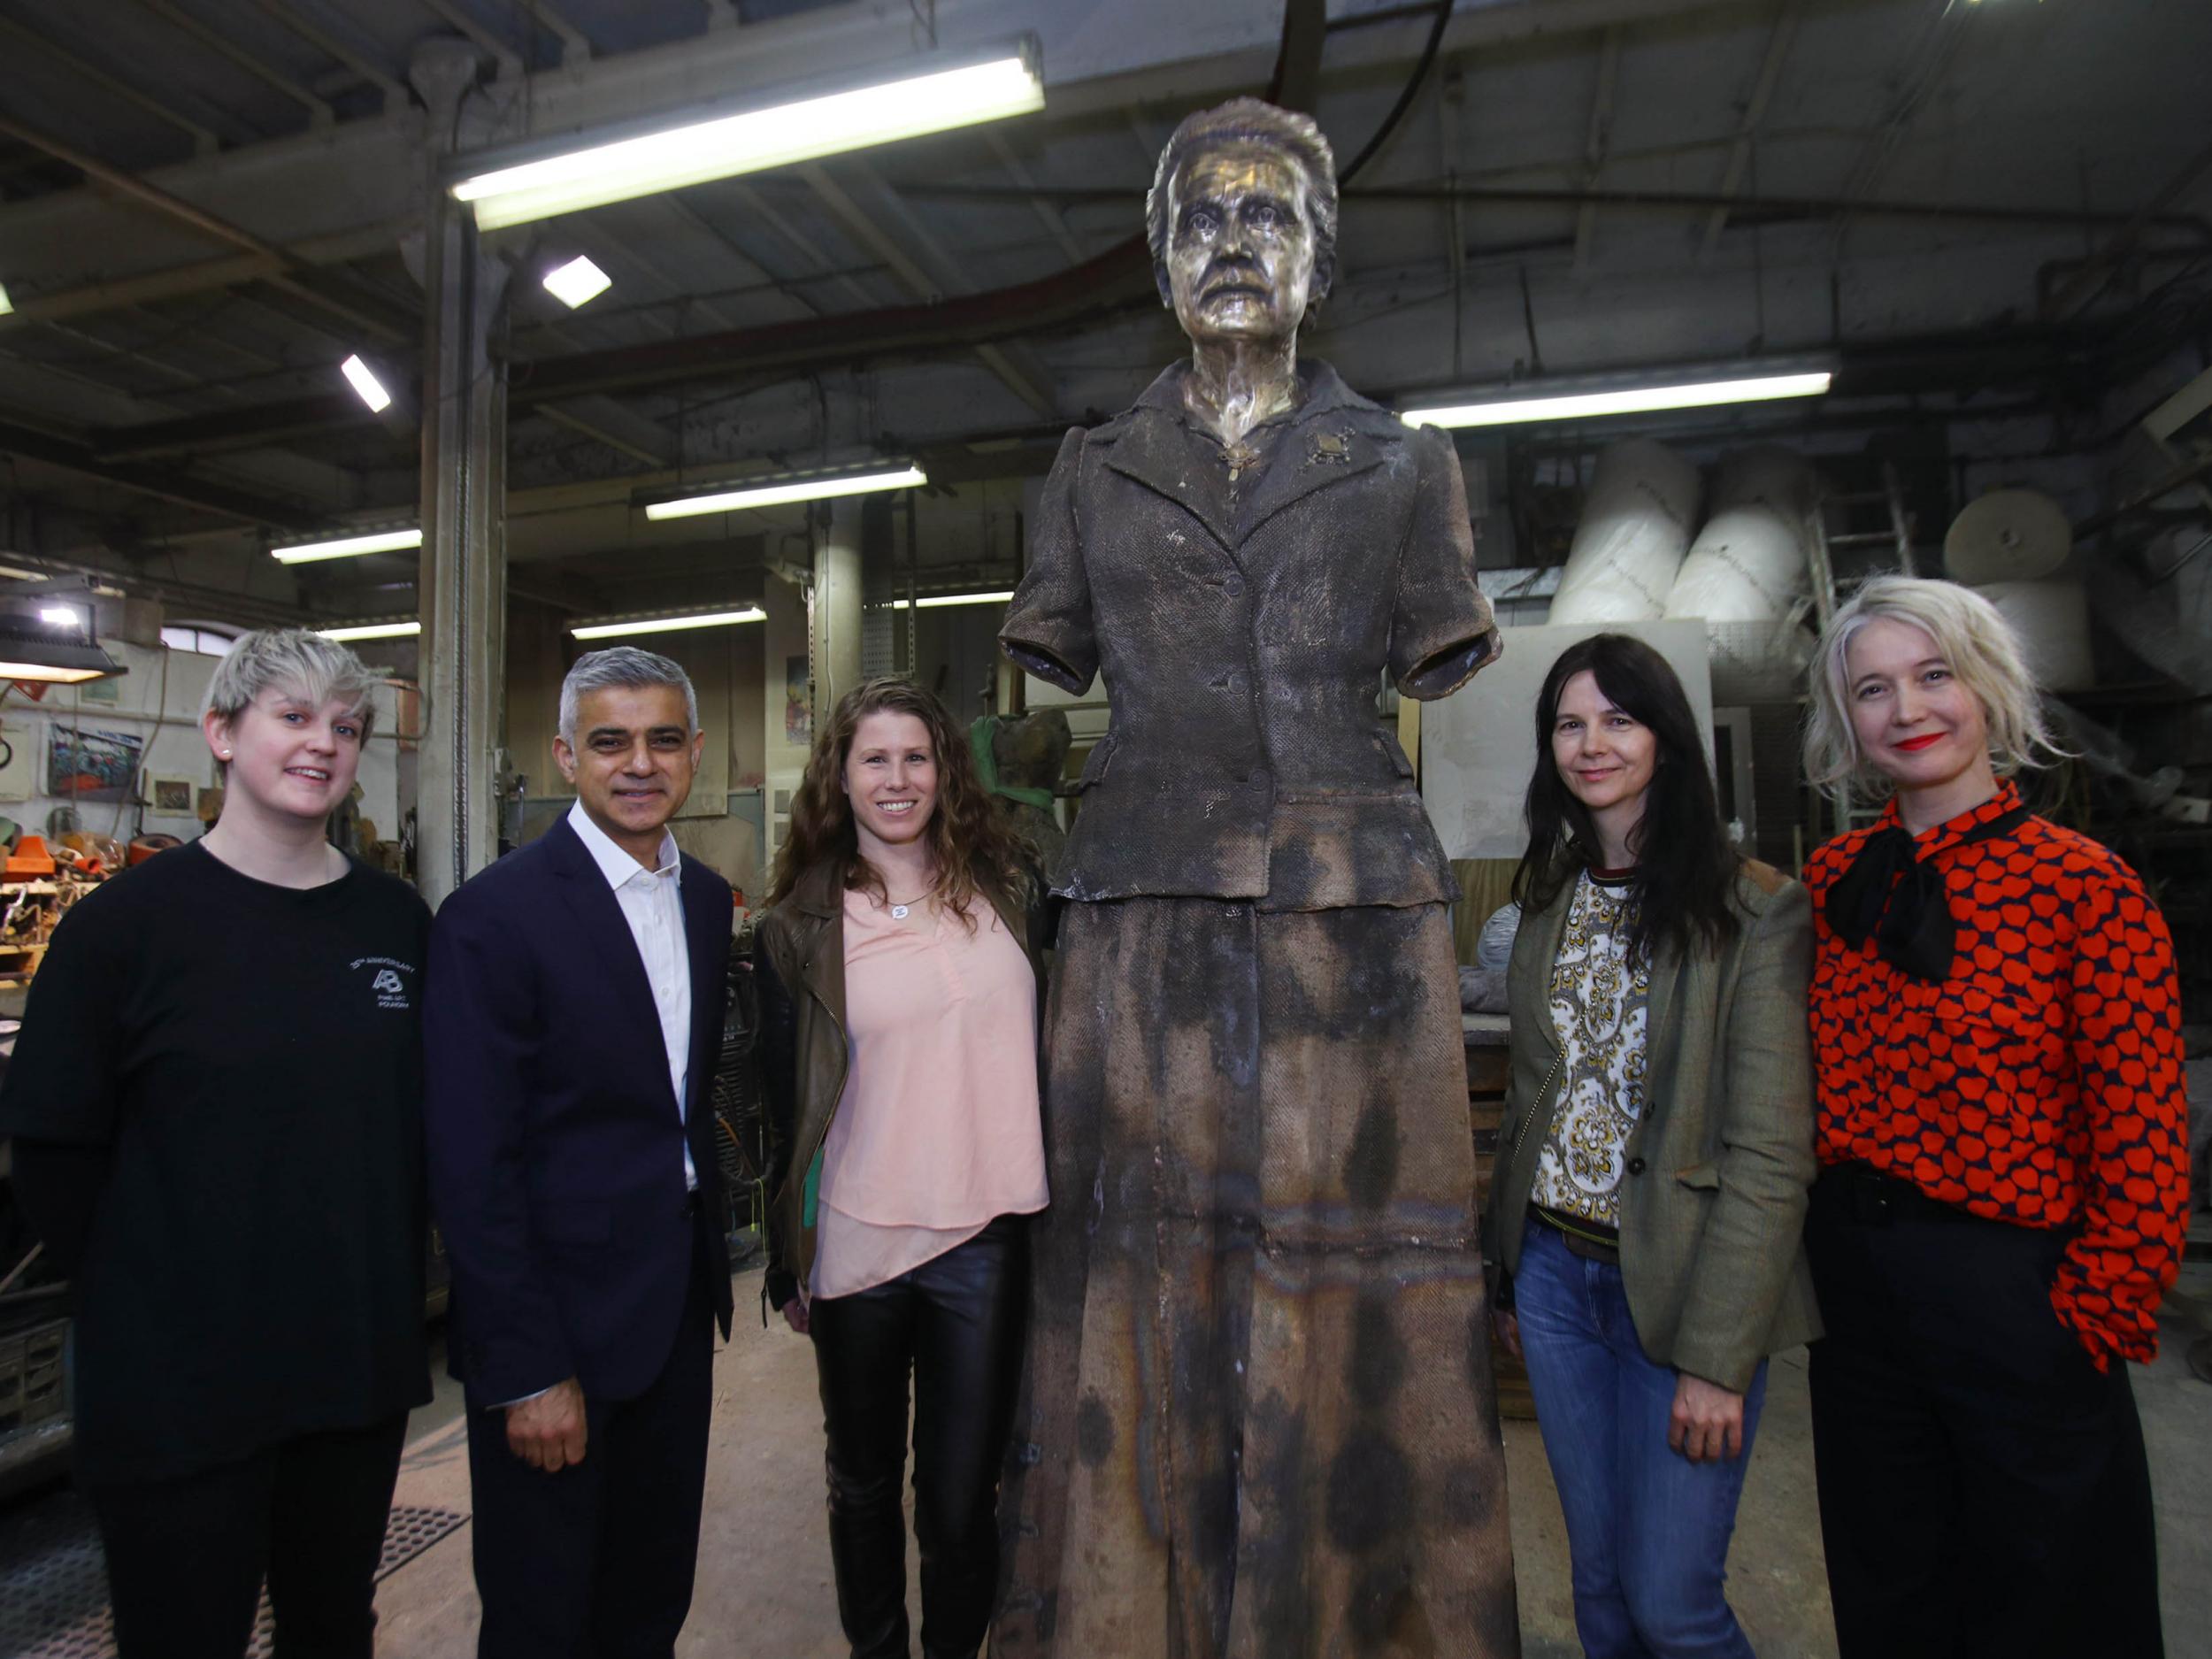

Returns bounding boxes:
[1664,447,1816,622]
[1664,505,1809,621]
[1548,439,1702,625]
[1978,580,2094,691]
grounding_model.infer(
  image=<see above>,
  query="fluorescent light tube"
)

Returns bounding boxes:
[645,465,926,521]
[1402,371,1832,430]
[39,605,81,626]
[894,590,1016,609]
[0,282,12,318]
[453,53,1043,229]
[572,608,766,640]
[271,527,423,564]
[341,354,394,413]
[0,661,105,683]
[0,564,49,582]
[543,255,612,309]
[318,620,421,641]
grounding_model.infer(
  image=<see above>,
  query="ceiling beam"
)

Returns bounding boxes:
[252,0,408,107]
[0,19,221,157]
[134,0,335,127]
[985,131,1087,265]
[1700,2,1801,257]
[1572,27,1624,273]
[416,0,524,80]
[0,416,313,527]
[518,0,593,66]
[537,396,681,468]
[0,222,406,332]
[802,160,1056,416]
[0,115,415,343]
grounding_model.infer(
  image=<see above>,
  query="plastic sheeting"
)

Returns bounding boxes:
[1664,445,1817,623]
[1548,439,1702,625]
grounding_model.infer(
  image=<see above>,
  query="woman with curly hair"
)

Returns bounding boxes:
[1800,576,2186,1657]
[753,676,1049,1659]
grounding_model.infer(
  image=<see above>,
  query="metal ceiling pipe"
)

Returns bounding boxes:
[411,38,511,907]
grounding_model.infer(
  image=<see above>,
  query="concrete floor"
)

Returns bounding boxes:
[353,1250,2212,1659]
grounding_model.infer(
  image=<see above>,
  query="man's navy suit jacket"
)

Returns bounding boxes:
[424,815,735,1409]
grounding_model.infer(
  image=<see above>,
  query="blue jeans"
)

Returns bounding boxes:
[1514,1220,1768,1659]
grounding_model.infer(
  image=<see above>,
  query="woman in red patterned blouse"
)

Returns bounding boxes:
[1799,575,2186,1659]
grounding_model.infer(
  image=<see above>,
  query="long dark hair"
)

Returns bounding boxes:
[1511,633,1740,962]
[768,676,1030,930]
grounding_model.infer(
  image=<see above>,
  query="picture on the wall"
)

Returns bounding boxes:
[784,655,810,746]
[150,774,195,813]
[46,726,143,804]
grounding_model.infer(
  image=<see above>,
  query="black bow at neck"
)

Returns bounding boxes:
[1824,801,2032,981]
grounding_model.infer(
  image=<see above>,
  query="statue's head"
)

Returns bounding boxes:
[1146,98,1338,349]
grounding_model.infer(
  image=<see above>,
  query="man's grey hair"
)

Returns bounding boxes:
[203,628,380,740]
[559,647,699,745]
[1145,96,1339,311]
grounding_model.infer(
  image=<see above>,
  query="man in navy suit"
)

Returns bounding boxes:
[425,647,734,1655]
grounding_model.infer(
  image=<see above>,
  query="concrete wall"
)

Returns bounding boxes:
[0,640,405,850]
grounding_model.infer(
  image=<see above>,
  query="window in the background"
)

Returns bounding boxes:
[160,626,240,657]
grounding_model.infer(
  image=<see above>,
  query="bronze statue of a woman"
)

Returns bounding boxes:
[996,98,1518,1658]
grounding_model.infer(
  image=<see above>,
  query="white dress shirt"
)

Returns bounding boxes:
[567,800,696,1190]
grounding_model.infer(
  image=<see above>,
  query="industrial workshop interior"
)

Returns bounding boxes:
[0,1,2208,1656]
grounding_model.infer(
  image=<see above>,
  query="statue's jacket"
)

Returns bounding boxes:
[1002,360,1502,910]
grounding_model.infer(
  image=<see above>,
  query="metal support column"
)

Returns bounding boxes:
[812,495,864,726]
[412,42,511,905]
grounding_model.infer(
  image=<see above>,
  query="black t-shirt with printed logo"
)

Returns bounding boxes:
[0,841,433,1483]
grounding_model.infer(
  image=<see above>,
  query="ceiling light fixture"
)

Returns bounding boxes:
[317,619,421,642]
[340,353,394,413]
[0,618,124,684]
[571,607,766,641]
[644,464,926,522]
[1402,367,1833,430]
[450,46,1044,229]
[892,590,1016,609]
[542,254,612,309]
[0,281,13,318]
[270,526,423,564]
[39,604,81,627]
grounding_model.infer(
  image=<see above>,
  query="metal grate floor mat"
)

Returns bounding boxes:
[0,1494,466,1658]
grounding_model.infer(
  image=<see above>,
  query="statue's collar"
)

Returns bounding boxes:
[1132,358,1372,426]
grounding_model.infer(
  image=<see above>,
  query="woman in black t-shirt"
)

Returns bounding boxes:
[0,629,432,1657]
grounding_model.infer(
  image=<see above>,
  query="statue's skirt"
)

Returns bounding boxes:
[992,897,1521,1659]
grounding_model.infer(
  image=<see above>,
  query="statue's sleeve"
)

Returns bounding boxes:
[1388,426,1502,701]
[1001,426,1098,696]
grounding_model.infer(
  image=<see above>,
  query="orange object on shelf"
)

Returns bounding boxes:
[128,834,184,866]
[4,835,55,879]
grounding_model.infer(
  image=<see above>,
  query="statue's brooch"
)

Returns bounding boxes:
[1308,428,1355,467]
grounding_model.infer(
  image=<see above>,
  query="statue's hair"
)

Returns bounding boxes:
[1803,575,2066,801]
[1145,97,1338,310]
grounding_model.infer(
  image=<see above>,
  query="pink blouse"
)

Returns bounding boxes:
[809,887,1048,1299]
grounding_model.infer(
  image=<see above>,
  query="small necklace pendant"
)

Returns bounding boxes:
[890,902,910,920]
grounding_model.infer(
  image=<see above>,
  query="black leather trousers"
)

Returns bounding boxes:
[809,1213,1030,1659]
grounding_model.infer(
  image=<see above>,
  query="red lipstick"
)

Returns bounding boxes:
[1895,733,1944,753]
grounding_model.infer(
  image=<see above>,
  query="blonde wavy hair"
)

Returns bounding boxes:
[1803,574,2065,801]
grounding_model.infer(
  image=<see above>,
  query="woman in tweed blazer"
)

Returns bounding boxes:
[1479,633,1819,1659]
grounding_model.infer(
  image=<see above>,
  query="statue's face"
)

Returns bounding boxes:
[1164,141,1316,347]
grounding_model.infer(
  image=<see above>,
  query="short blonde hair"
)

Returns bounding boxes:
[204,628,380,741]
[1803,575,2062,798]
